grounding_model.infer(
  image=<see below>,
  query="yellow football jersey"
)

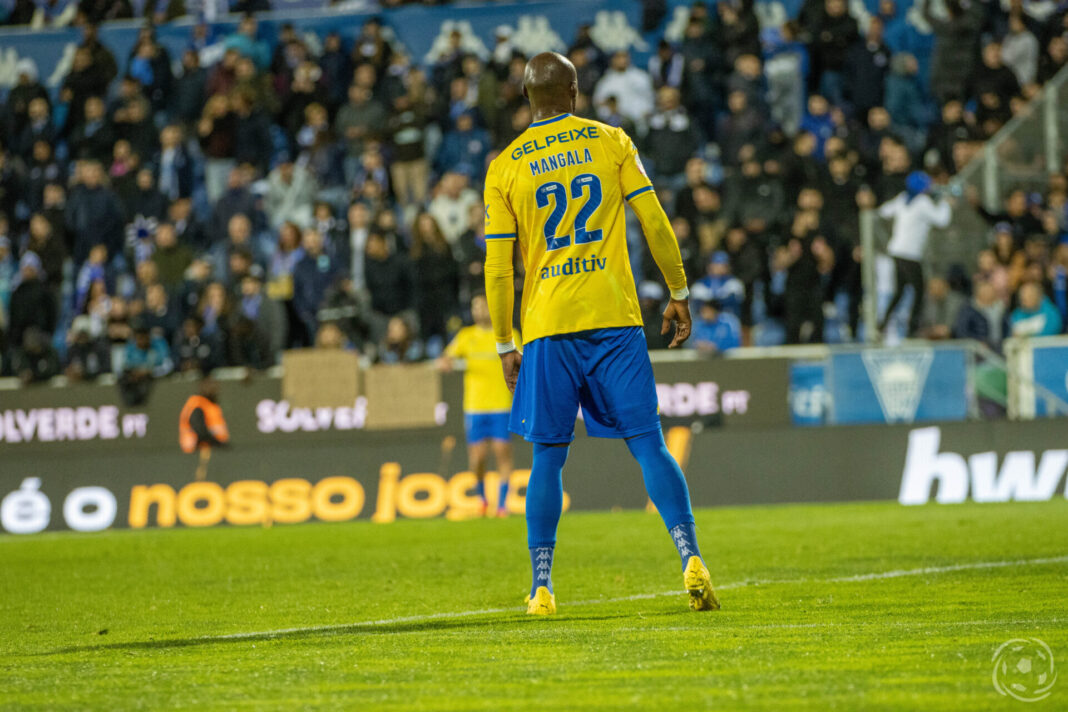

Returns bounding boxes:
[483,113,655,343]
[445,325,519,413]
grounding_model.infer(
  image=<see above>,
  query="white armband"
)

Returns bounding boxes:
[496,340,517,355]
[670,286,690,301]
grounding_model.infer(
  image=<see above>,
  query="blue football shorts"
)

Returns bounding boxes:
[510,326,660,444]
[464,411,512,445]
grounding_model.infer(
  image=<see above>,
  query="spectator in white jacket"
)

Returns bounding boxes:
[1000,13,1039,87]
[877,171,953,336]
[593,51,655,126]
[265,156,317,229]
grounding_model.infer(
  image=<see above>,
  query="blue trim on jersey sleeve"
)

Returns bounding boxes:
[624,185,655,201]
[529,113,571,128]
[485,232,517,239]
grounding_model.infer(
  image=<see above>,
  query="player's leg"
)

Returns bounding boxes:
[580,327,720,610]
[467,440,489,514]
[526,442,568,614]
[624,429,701,568]
[491,438,513,517]
[624,428,719,611]
[510,335,581,614]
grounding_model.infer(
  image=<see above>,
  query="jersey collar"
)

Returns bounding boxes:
[529,113,571,128]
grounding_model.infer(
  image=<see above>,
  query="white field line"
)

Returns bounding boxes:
[204,554,1068,643]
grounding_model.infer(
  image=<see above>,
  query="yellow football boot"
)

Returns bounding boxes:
[526,586,556,615]
[683,556,720,611]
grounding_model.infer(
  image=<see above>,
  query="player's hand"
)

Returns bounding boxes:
[661,299,691,348]
[500,350,522,393]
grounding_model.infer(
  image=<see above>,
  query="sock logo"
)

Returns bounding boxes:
[671,524,694,558]
[534,547,553,583]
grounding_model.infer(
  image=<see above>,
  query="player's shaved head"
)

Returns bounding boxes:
[523,52,577,118]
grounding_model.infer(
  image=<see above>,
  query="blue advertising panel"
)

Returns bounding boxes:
[829,348,970,425]
[1031,344,1068,417]
[789,361,826,426]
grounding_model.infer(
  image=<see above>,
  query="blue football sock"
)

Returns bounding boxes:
[625,429,702,569]
[474,479,486,504]
[498,480,509,510]
[526,443,568,596]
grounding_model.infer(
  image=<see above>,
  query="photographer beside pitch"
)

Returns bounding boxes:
[483,52,720,615]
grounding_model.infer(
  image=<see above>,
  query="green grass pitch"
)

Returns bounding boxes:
[2,500,1066,710]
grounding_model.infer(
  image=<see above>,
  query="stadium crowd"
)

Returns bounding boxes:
[1,0,1068,390]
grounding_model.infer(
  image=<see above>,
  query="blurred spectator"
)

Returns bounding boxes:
[593,51,655,125]
[5,59,49,140]
[25,213,66,299]
[156,125,195,202]
[174,316,224,374]
[378,315,422,364]
[844,17,890,119]
[692,299,742,354]
[764,22,808,136]
[436,111,491,180]
[878,172,952,336]
[885,53,931,154]
[806,0,858,105]
[229,268,285,368]
[923,0,984,103]
[198,94,237,203]
[644,87,700,185]
[717,90,766,166]
[918,275,965,339]
[389,95,430,211]
[210,167,262,244]
[428,171,479,245]
[15,97,54,161]
[344,203,372,291]
[292,229,341,346]
[411,213,459,348]
[1001,14,1039,88]
[11,326,60,384]
[65,315,111,382]
[118,323,172,405]
[648,39,684,90]
[223,15,270,71]
[336,83,388,164]
[0,236,14,325]
[8,251,56,347]
[70,96,116,164]
[266,156,316,229]
[953,278,1005,349]
[142,283,179,344]
[694,251,745,318]
[1009,281,1063,337]
[173,50,207,126]
[365,231,413,333]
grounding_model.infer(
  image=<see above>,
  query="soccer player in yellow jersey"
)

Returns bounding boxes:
[483,52,720,616]
[441,294,518,517]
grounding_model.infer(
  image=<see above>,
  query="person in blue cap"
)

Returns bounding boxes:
[877,171,952,337]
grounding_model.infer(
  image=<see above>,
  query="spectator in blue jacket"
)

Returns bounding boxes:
[692,299,742,354]
[1009,281,1063,337]
[435,111,491,181]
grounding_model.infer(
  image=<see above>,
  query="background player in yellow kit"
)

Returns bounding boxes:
[441,294,518,517]
[483,52,720,615]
